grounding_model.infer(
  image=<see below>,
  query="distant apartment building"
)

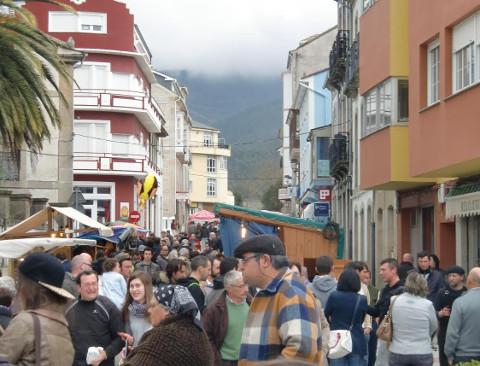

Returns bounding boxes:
[280,28,337,219]
[26,0,167,233]
[152,72,192,232]
[189,121,234,212]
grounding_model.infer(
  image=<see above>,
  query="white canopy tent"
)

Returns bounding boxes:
[0,205,113,240]
[0,238,96,259]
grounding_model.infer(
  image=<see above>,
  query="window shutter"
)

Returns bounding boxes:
[453,15,475,52]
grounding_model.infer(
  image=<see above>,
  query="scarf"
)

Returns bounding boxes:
[154,285,202,329]
[128,301,147,317]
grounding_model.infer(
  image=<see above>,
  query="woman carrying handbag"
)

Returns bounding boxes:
[324,269,375,366]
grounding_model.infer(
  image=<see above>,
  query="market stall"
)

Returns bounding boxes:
[215,203,345,279]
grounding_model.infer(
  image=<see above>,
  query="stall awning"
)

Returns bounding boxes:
[0,238,96,259]
[0,206,113,239]
[445,184,480,219]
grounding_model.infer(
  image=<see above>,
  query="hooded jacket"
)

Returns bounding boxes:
[308,275,337,308]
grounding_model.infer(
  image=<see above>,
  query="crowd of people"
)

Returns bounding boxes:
[0,230,479,366]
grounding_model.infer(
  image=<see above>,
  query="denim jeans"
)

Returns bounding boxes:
[389,352,433,366]
[330,353,365,366]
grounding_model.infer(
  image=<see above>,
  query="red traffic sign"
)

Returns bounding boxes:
[129,210,141,223]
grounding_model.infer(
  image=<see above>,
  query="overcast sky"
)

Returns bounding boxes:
[125,0,337,76]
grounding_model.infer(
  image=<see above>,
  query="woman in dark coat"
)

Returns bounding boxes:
[123,284,213,366]
[324,269,373,366]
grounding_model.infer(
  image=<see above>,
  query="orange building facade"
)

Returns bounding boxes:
[360,0,480,270]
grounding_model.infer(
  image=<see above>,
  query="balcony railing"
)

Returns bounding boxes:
[74,89,163,132]
[134,25,152,66]
[329,133,349,180]
[345,39,359,97]
[326,30,349,90]
[73,152,161,176]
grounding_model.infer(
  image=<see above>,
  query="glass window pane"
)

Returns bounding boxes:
[398,80,409,121]
[76,186,93,194]
[97,187,111,194]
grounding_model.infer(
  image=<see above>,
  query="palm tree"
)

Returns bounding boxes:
[0,0,73,159]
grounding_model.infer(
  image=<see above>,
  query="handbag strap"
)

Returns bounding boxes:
[387,295,399,318]
[32,313,41,366]
[349,294,361,331]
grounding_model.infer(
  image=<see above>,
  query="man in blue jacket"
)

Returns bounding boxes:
[417,251,444,301]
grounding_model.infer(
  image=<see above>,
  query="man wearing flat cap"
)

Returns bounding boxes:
[234,234,321,365]
[434,265,467,366]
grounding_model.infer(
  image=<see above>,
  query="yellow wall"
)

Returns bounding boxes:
[389,0,409,76]
[189,127,234,206]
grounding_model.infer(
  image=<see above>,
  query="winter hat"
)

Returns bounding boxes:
[19,252,74,299]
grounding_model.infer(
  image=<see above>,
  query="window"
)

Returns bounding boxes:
[362,78,408,136]
[74,121,109,154]
[74,63,109,90]
[207,178,216,197]
[365,90,377,135]
[427,41,440,104]
[219,156,228,170]
[316,137,330,177]
[203,133,213,147]
[398,80,409,121]
[73,183,114,224]
[112,134,129,156]
[49,12,107,33]
[207,156,216,173]
[452,14,478,92]
[455,43,475,91]
[363,0,375,12]
[378,80,392,126]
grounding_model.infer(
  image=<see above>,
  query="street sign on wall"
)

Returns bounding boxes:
[129,210,141,223]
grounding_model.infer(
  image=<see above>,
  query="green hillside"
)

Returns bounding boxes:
[169,71,283,206]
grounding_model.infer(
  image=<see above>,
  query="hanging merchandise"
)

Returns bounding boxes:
[137,173,158,209]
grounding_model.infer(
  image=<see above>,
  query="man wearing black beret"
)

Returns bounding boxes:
[234,234,321,365]
[434,265,467,366]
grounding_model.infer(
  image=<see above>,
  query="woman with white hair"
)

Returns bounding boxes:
[389,271,438,366]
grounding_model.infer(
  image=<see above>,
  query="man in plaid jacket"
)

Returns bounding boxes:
[234,234,322,365]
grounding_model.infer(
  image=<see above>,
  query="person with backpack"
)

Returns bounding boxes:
[177,255,211,313]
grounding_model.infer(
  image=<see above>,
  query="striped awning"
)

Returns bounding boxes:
[445,183,480,218]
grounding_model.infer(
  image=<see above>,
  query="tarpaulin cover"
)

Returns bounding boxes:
[219,216,278,256]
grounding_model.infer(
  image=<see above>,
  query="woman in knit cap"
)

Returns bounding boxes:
[0,252,75,365]
[123,284,214,366]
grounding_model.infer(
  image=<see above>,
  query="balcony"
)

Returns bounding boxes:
[345,39,359,97]
[288,109,300,163]
[189,143,231,157]
[74,89,164,133]
[73,152,161,177]
[326,30,349,91]
[134,25,152,67]
[360,125,435,190]
[329,133,349,180]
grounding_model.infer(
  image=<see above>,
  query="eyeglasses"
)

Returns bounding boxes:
[230,283,248,289]
[240,254,258,263]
